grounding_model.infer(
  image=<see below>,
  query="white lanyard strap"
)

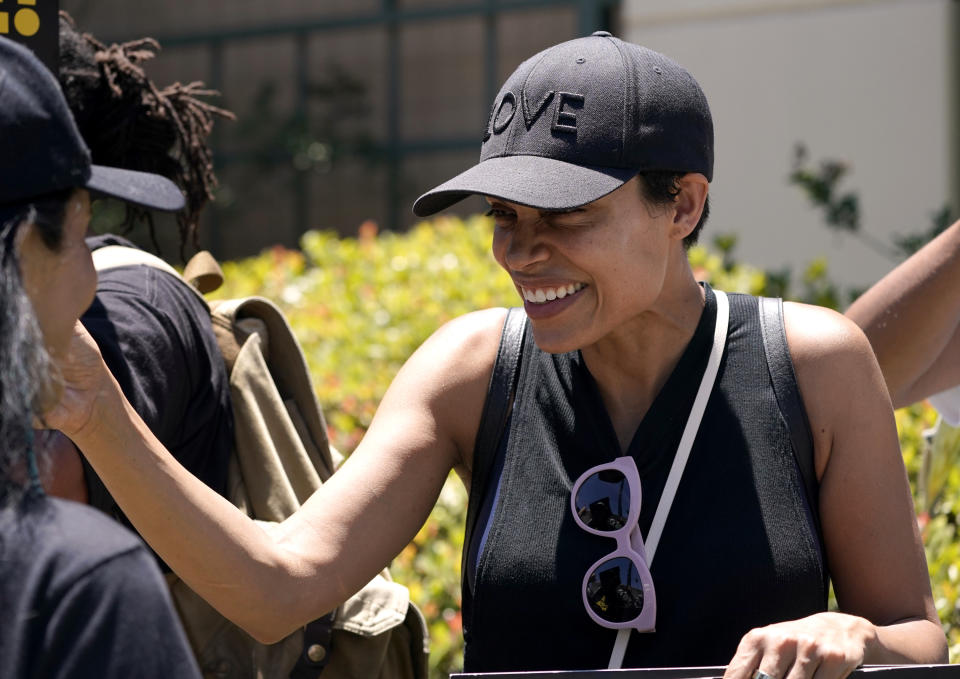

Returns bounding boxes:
[646,289,729,562]
[609,289,729,670]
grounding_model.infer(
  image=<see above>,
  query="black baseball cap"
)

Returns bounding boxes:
[0,36,184,212]
[413,32,713,217]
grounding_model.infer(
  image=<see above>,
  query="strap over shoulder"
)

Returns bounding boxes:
[462,307,527,596]
[757,296,821,541]
[91,244,210,309]
[182,250,224,294]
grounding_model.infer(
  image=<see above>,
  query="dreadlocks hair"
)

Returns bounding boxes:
[57,11,235,261]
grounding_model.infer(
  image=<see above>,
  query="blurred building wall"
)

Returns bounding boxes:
[620,0,955,294]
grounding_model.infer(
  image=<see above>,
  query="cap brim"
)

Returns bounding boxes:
[86,165,185,212]
[412,155,639,217]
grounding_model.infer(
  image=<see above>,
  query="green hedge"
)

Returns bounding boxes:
[212,216,960,677]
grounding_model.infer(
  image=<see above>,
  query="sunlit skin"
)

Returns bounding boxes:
[18,189,96,358]
[845,219,960,407]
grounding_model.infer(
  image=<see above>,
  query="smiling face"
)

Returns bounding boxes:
[18,189,97,358]
[489,176,705,354]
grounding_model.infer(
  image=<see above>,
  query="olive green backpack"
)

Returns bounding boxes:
[92,245,429,679]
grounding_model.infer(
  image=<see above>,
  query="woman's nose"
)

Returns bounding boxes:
[503,219,549,271]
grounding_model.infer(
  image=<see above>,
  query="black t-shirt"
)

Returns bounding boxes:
[0,497,202,678]
[81,235,233,556]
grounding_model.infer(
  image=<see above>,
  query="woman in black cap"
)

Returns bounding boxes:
[45,33,946,675]
[0,36,201,678]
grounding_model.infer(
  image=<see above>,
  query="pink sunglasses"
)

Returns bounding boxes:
[570,455,656,633]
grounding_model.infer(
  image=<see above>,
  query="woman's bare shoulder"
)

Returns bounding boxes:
[782,300,890,405]
[781,301,873,364]
[410,307,511,391]
[423,307,511,354]
[781,301,895,475]
[373,307,513,473]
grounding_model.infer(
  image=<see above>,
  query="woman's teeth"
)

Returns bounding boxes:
[522,282,585,304]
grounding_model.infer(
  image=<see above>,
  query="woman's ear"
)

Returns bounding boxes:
[669,173,709,241]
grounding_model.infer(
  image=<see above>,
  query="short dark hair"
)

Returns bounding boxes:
[636,171,710,249]
[0,190,72,507]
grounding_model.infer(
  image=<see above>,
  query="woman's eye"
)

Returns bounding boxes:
[486,207,516,221]
[547,210,586,228]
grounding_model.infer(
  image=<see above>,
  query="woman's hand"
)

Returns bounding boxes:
[724,612,876,679]
[39,320,113,438]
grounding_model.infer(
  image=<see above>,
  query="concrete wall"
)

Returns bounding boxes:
[620,0,954,295]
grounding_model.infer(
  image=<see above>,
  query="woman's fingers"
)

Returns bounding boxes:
[725,626,798,679]
[725,614,869,679]
[783,640,821,679]
[805,633,862,679]
[39,320,109,436]
[724,627,768,679]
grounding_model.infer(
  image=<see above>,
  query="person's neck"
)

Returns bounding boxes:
[581,268,706,452]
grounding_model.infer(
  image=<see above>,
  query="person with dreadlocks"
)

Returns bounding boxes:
[59,11,228,254]
[40,15,237,544]
[0,35,202,677]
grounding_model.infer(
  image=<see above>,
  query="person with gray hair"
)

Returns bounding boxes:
[0,35,201,678]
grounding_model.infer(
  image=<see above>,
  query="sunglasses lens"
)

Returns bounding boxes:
[584,556,645,623]
[574,468,631,531]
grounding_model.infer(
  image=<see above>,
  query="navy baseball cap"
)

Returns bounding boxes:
[0,36,184,211]
[413,32,713,217]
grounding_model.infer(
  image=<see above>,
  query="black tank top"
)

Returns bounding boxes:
[462,286,827,672]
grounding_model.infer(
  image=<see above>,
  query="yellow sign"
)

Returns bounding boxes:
[0,0,40,38]
[0,0,57,72]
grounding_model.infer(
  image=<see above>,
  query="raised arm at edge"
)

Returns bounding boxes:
[845,219,960,408]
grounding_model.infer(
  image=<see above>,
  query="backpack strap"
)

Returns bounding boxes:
[757,296,822,540]
[91,244,181,277]
[290,612,335,679]
[462,307,527,596]
[215,295,337,497]
[91,245,211,308]
[182,250,224,294]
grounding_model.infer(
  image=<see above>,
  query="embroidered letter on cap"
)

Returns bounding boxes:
[522,89,555,130]
[551,92,584,134]
[492,92,517,135]
[482,99,497,142]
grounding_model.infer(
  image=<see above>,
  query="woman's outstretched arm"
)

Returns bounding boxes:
[45,308,506,643]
